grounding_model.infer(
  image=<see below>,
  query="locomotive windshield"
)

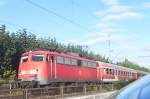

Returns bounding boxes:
[21,55,28,63]
[32,55,44,61]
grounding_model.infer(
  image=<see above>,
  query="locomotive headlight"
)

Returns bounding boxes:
[21,70,26,75]
[30,69,38,74]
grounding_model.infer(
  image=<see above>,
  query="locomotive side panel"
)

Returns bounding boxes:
[55,54,97,82]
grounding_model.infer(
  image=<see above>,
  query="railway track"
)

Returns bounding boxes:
[0,84,115,99]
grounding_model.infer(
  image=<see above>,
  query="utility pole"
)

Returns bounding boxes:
[108,33,111,61]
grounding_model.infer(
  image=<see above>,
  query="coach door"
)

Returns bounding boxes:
[97,64,104,80]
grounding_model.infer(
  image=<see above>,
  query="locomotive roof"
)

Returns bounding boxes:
[98,61,138,73]
[50,51,96,62]
[22,50,96,62]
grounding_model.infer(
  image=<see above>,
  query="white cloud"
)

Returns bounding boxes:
[95,5,128,17]
[95,1,143,22]
[92,0,144,43]
[101,0,119,6]
[82,35,126,45]
[142,2,150,8]
[101,11,143,21]
[142,46,150,52]
[120,45,137,50]
[64,34,128,46]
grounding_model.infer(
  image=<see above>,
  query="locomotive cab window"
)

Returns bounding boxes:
[21,55,28,63]
[32,55,44,61]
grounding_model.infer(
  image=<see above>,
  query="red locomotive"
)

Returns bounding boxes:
[17,50,146,86]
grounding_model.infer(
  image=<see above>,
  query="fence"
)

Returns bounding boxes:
[0,84,115,99]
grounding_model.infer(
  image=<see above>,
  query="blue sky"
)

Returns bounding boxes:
[0,0,150,67]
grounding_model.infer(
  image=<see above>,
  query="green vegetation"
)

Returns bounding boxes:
[113,81,133,90]
[117,59,150,72]
[0,25,149,79]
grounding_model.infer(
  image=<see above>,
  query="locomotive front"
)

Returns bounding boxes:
[18,50,50,85]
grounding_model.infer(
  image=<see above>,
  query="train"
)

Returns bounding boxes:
[16,50,147,87]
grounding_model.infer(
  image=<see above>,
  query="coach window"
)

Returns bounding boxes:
[110,69,112,74]
[127,72,129,77]
[120,71,122,76]
[120,71,121,76]
[124,71,125,76]
[57,56,64,64]
[88,62,92,67]
[106,68,109,74]
[91,62,97,68]
[71,58,77,66]
[113,69,115,75]
[122,71,124,76]
[129,72,131,77]
[112,69,114,75]
[108,69,110,74]
[64,57,71,65]
[115,70,117,75]
[132,73,134,77]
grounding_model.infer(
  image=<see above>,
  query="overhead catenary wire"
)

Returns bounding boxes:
[25,0,92,32]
